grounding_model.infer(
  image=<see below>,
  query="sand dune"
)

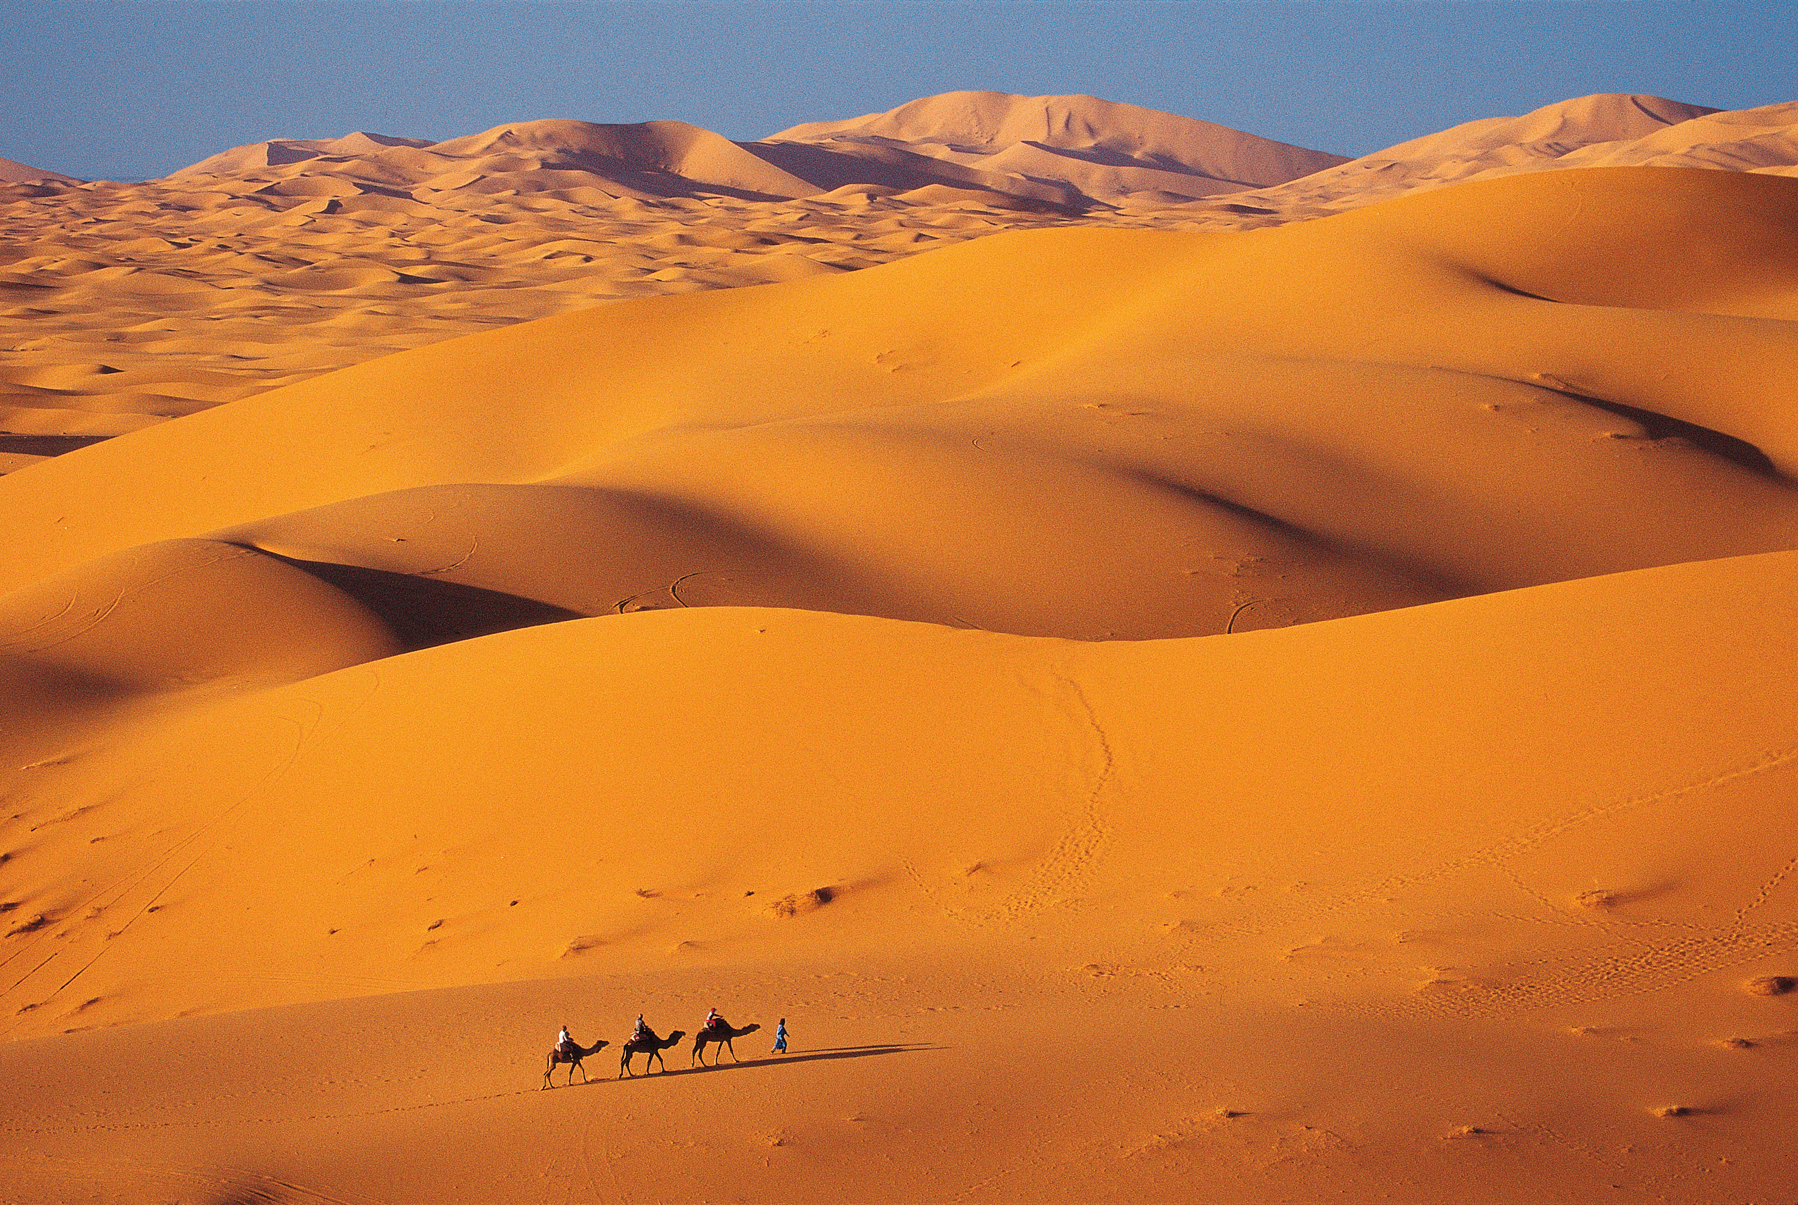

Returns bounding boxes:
[766,89,1350,202]
[1224,93,1798,220]
[2,168,1794,642]
[0,94,1349,448]
[13,91,1798,452]
[173,130,434,176]
[2,90,1798,1203]
[0,156,79,185]
[1551,98,1798,175]
[1223,93,1717,217]
[2,549,1795,1201]
[168,92,1339,212]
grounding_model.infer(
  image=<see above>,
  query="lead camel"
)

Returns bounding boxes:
[542,1038,610,1089]
[691,1021,760,1066]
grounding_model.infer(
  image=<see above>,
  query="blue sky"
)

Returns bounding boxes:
[3,1,1794,181]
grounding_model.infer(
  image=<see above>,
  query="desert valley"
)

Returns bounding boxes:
[3,89,1798,1203]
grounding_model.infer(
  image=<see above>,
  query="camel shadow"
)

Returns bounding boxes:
[557,1043,939,1089]
[680,1042,940,1075]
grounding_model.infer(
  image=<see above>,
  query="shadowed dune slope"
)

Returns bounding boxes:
[0,98,1343,433]
[1553,98,1798,174]
[3,160,1798,1204]
[0,156,79,185]
[766,89,1349,201]
[159,96,1343,213]
[18,93,1798,440]
[1232,93,1723,216]
[1,547,1795,1201]
[0,166,1795,696]
[171,130,433,176]
[173,117,822,203]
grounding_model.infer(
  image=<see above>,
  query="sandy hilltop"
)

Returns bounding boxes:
[2,91,1798,1204]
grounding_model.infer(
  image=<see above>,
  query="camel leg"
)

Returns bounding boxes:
[542,1058,555,1090]
[619,1052,631,1078]
[573,1059,586,1084]
[725,1039,738,1063]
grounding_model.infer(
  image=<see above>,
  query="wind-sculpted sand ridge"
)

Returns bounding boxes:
[8,91,1798,466]
[1,167,1795,662]
[0,550,1795,1200]
[0,157,78,186]
[0,162,1071,456]
[2,128,1798,1200]
[765,89,1349,203]
[1227,93,1798,221]
[0,93,1347,462]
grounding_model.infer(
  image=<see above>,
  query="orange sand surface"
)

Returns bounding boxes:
[3,94,1798,1203]
[0,92,1341,453]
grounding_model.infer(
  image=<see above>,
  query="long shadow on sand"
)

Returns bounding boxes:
[555,1043,940,1090]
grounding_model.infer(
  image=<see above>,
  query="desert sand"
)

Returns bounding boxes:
[2,93,1798,1204]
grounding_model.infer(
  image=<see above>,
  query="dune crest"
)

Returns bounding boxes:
[0,155,79,185]
[171,130,433,176]
[1225,93,1714,215]
[3,166,1795,663]
[766,89,1350,202]
[13,91,1798,447]
[1551,98,1798,175]
[3,88,1798,1203]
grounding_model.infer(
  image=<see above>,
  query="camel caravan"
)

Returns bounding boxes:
[542,1009,774,1089]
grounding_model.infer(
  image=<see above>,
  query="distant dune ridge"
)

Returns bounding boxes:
[5,91,1798,448]
[1229,92,1798,217]
[166,90,1347,209]
[3,90,1798,1205]
[0,155,78,185]
[762,89,1351,203]
[171,130,434,176]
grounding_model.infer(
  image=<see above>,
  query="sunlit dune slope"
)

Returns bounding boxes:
[765,90,1349,202]
[5,545,1797,1041]
[1552,98,1798,175]
[161,92,1340,214]
[1,544,1795,1204]
[1230,93,1718,216]
[1,166,1795,703]
[1215,93,1798,218]
[4,162,1798,1205]
[7,100,1263,432]
[5,549,1798,1200]
[0,156,78,185]
[17,92,1798,440]
[172,130,432,176]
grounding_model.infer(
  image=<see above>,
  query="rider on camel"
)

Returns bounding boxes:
[703,1007,727,1034]
[631,1013,655,1043]
[556,1025,576,1057]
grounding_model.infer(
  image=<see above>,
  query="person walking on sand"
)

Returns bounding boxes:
[771,1017,788,1054]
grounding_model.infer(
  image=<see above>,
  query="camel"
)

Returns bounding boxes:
[542,1038,610,1089]
[692,1021,760,1067]
[618,1029,686,1077]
